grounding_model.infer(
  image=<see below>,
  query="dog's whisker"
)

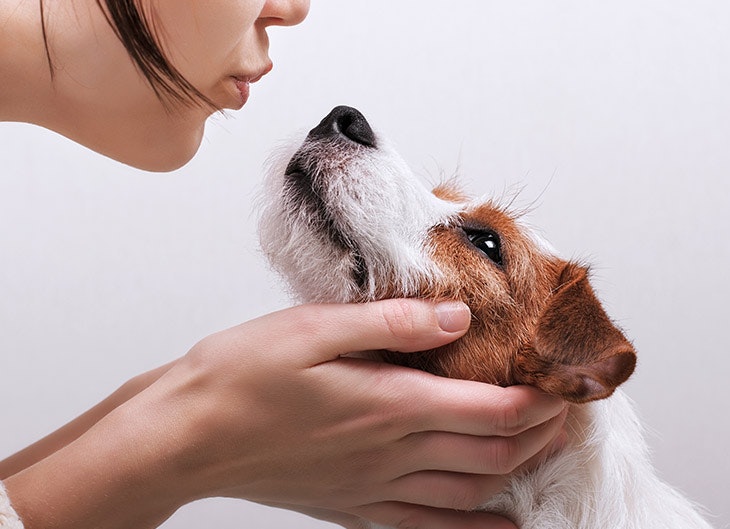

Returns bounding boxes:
[258,105,713,529]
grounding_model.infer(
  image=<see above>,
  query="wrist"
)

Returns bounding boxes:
[0,361,177,481]
[3,386,191,529]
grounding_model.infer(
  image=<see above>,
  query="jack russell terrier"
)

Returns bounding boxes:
[259,106,713,529]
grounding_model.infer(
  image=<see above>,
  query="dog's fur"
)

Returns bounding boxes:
[259,106,713,528]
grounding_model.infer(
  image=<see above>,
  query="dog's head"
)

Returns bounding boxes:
[260,106,636,403]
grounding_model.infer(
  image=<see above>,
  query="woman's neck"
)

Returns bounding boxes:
[0,0,56,124]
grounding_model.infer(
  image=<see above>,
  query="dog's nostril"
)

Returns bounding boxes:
[309,105,377,147]
[336,109,376,147]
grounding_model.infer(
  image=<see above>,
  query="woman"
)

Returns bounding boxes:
[0,1,567,528]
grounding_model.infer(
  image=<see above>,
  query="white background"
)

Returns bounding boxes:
[1,1,728,527]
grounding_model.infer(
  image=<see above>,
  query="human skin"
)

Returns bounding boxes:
[0,0,307,171]
[0,1,567,528]
[2,301,567,529]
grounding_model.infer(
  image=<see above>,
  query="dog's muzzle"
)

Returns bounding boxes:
[285,106,376,177]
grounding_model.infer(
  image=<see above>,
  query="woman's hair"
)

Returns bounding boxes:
[40,0,217,110]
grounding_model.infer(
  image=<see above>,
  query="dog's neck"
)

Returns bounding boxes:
[261,106,713,529]
[477,391,712,529]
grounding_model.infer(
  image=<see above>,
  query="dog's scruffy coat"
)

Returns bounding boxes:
[259,106,713,529]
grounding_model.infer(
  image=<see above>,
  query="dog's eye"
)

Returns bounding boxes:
[466,230,503,266]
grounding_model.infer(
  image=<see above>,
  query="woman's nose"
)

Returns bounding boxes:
[259,0,310,27]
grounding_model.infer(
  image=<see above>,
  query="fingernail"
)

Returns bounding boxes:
[435,301,471,333]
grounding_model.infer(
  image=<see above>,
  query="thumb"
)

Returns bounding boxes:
[278,299,472,365]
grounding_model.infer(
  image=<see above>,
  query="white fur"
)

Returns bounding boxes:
[0,482,23,529]
[370,393,713,529]
[259,119,714,529]
[260,132,460,303]
[478,392,712,528]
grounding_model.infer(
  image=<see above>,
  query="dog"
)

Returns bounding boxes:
[259,106,713,528]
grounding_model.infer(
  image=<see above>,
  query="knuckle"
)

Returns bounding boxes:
[381,300,419,341]
[186,332,227,366]
[489,436,522,474]
[495,397,527,436]
[448,480,485,511]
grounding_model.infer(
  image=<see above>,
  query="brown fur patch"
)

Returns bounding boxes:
[384,190,636,403]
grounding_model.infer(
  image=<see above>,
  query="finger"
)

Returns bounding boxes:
[304,362,565,442]
[255,299,471,366]
[410,380,567,438]
[518,417,569,474]
[395,406,568,477]
[324,299,471,354]
[351,502,517,529]
[381,471,507,511]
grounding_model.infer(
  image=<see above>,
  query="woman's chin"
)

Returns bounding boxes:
[105,120,206,172]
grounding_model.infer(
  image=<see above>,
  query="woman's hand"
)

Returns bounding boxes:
[4,299,566,529]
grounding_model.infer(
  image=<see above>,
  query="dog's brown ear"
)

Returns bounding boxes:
[514,263,636,403]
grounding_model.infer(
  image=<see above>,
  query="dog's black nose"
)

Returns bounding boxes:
[308,106,377,147]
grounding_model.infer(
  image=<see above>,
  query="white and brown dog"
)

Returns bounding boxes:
[259,106,713,528]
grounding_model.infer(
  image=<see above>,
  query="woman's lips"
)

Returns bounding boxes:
[230,63,273,109]
[233,78,251,108]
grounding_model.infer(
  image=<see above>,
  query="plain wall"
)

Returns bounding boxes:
[1,1,728,527]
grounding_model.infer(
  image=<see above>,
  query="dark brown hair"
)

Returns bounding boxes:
[40,0,217,110]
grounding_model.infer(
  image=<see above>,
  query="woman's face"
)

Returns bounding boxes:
[152,0,309,111]
[40,0,309,171]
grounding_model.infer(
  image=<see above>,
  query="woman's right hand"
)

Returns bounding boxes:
[5,299,566,529]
